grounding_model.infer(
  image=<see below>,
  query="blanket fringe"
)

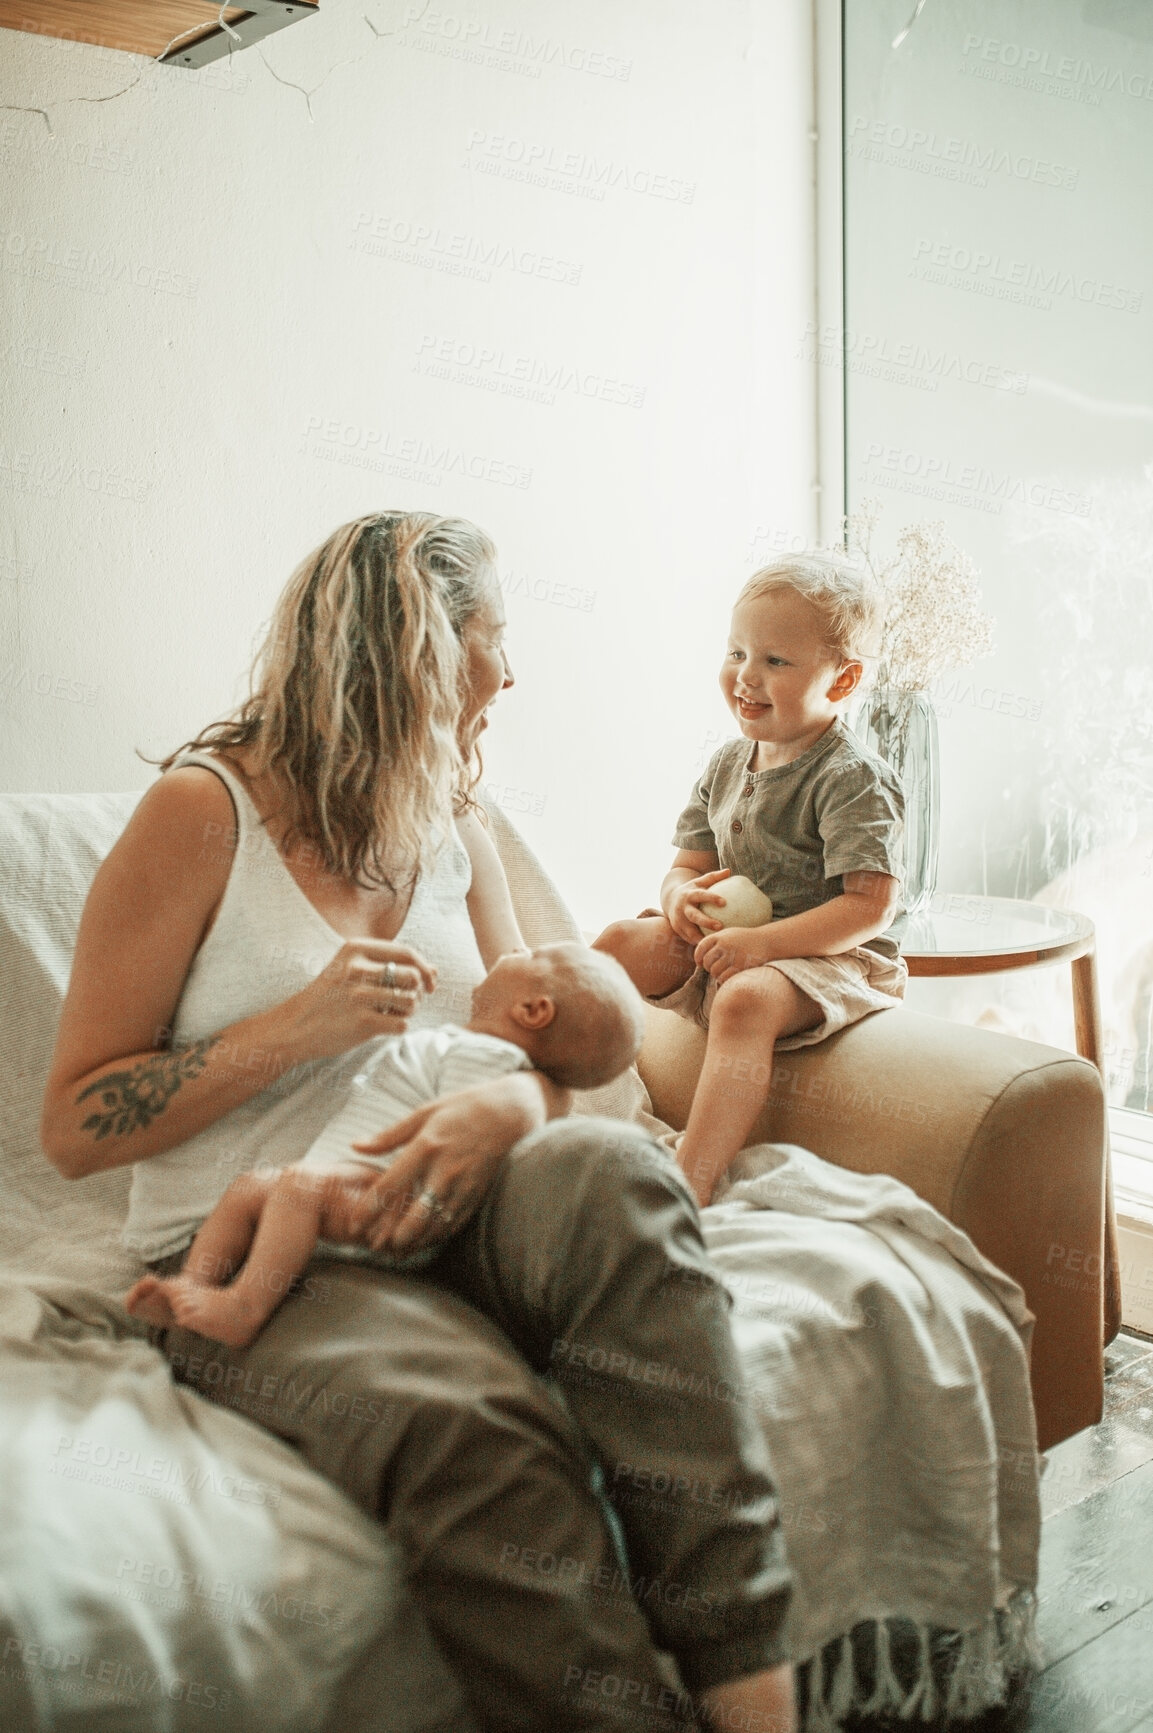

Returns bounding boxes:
[800,1588,1040,1730]
[806,1632,863,1732]
[827,1634,856,1723]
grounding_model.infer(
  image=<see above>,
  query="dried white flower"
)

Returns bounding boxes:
[846,501,994,693]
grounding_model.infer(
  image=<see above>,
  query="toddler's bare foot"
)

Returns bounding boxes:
[698,1664,795,1731]
[124,1275,181,1329]
[166,1279,271,1349]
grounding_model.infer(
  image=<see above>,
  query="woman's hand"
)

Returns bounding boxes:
[694,924,771,985]
[666,869,732,945]
[345,1074,554,1254]
[277,940,438,1062]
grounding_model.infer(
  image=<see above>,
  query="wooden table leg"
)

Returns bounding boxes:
[1072,949,1122,1345]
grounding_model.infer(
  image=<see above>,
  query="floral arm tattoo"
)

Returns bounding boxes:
[75,1036,222,1142]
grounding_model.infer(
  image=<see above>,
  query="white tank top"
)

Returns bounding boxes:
[123,751,486,1262]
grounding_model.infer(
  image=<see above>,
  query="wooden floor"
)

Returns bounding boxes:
[1022,1330,1153,1731]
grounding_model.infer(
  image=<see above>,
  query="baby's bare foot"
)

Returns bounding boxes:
[124,1275,180,1329]
[167,1281,270,1349]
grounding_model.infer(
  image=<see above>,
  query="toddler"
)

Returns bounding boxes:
[596,552,907,1207]
[125,942,644,1346]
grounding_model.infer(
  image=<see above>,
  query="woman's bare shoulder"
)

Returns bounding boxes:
[129,760,236,835]
[106,761,238,908]
[43,764,241,1114]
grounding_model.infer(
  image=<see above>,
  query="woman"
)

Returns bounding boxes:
[40,512,795,1733]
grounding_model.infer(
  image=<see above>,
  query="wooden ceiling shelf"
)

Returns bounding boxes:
[0,0,319,66]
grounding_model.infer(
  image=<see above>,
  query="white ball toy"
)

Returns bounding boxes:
[705,876,774,929]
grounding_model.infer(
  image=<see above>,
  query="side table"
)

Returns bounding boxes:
[901,893,1120,1344]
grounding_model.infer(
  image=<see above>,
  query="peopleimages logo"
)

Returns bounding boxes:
[0,119,137,177]
[300,416,532,491]
[480,781,547,818]
[910,238,1142,314]
[859,442,1092,518]
[797,321,1028,395]
[0,444,150,503]
[961,32,1153,102]
[351,211,583,287]
[398,6,632,80]
[499,569,597,612]
[848,116,1079,189]
[6,335,87,378]
[464,130,696,204]
[0,663,100,707]
[414,334,646,410]
[0,230,197,298]
[0,1638,232,1715]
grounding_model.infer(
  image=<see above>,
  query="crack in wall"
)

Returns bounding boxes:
[0,0,415,129]
[256,41,359,120]
[0,2,239,133]
[256,0,432,120]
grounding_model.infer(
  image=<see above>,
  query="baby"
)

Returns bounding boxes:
[125,942,644,1347]
[596,551,907,1207]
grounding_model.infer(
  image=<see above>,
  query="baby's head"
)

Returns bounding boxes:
[724,551,881,740]
[468,942,646,1090]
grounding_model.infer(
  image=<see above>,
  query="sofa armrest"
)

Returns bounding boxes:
[637,1004,1106,1451]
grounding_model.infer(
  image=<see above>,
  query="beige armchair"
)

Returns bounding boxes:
[637,1002,1108,1452]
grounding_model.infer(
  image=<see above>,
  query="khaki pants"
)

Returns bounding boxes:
[149,1118,792,1733]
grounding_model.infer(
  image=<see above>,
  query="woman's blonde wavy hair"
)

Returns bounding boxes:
[146,511,499,890]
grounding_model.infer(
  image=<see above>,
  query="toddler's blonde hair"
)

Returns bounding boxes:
[737,551,882,665]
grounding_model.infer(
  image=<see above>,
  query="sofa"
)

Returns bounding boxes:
[640,1000,1108,1454]
[0,788,1108,1730]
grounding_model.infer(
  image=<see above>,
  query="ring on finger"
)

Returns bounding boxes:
[417,1189,453,1223]
[382,962,399,990]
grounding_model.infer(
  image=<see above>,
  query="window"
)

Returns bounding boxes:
[837,0,1153,1198]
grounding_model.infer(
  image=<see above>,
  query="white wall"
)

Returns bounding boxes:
[0,0,818,935]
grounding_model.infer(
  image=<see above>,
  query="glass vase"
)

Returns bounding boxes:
[850,686,940,914]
